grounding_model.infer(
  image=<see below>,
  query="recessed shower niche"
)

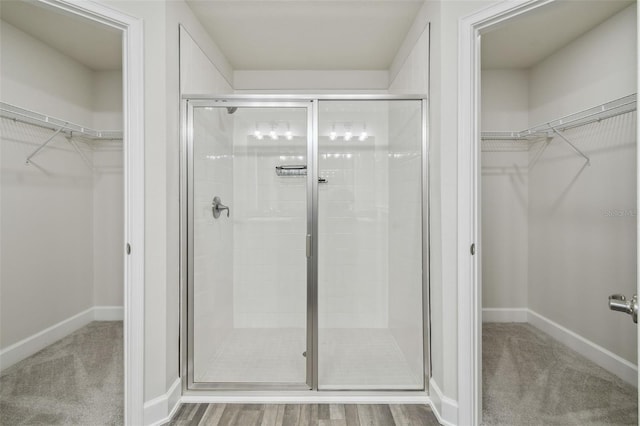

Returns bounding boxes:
[183,97,428,391]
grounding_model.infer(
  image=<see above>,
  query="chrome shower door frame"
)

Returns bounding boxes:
[181,95,430,393]
[183,99,315,391]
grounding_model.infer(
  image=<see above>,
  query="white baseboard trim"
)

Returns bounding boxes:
[482,308,528,323]
[180,393,429,405]
[145,378,182,426]
[428,380,457,426]
[0,306,124,372]
[93,306,124,321]
[527,309,638,388]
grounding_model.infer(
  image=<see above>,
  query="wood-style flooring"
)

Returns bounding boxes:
[168,403,439,426]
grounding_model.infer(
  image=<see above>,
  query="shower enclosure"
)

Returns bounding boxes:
[182,96,428,392]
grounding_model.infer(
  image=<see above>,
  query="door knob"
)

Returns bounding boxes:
[212,196,230,219]
[608,294,638,323]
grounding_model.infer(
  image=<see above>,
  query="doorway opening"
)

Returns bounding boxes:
[458,0,638,424]
[0,0,144,424]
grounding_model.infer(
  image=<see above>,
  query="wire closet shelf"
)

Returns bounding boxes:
[481,93,637,141]
[0,102,123,140]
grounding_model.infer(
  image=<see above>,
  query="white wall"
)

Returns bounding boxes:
[481,69,529,131]
[527,4,637,364]
[93,70,123,130]
[528,113,637,364]
[0,122,94,349]
[93,143,124,307]
[0,17,123,354]
[528,4,637,126]
[0,20,94,126]
[481,70,529,311]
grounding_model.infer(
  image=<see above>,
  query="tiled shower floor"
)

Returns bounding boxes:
[195,328,423,389]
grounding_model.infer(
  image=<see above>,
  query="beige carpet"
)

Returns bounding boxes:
[0,321,123,425]
[483,323,637,425]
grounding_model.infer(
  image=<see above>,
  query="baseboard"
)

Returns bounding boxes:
[482,308,528,323]
[428,380,457,426]
[93,306,124,321]
[180,392,429,404]
[527,309,638,387]
[0,306,124,372]
[144,378,182,426]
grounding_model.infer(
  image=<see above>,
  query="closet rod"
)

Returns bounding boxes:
[481,93,636,141]
[0,102,122,140]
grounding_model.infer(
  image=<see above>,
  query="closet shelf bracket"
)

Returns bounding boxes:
[548,125,591,166]
[67,135,92,170]
[25,124,68,165]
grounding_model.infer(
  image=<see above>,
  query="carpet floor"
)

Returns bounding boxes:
[482,323,637,425]
[0,321,123,425]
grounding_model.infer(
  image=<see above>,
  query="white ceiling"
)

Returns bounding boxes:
[482,0,634,69]
[0,0,122,71]
[186,0,424,70]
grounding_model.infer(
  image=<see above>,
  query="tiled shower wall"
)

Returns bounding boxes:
[232,109,308,328]
[318,103,389,329]
[193,108,235,373]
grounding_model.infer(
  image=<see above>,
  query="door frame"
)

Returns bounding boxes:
[457,0,639,425]
[180,95,430,394]
[34,0,145,424]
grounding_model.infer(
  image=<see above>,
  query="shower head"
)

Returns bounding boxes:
[226,107,238,114]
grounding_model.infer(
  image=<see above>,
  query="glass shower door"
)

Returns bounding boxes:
[187,102,312,389]
[316,100,425,390]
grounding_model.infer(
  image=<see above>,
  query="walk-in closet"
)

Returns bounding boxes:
[0,2,125,424]
[480,1,638,424]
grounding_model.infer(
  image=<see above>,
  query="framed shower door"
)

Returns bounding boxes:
[185,100,314,390]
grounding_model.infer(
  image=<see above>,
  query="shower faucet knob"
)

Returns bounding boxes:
[212,196,230,218]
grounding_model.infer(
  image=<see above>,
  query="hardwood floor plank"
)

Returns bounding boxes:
[261,404,280,426]
[235,410,262,426]
[298,403,318,426]
[282,404,301,426]
[344,405,360,426]
[388,405,407,425]
[405,404,439,426]
[329,404,345,420]
[318,404,330,420]
[171,403,438,426]
[199,404,226,426]
[217,404,241,426]
[274,404,286,426]
[189,404,208,425]
[356,404,395,426]
[319,420,347,426]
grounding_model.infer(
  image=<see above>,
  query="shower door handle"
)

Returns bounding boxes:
[212,196,230,218]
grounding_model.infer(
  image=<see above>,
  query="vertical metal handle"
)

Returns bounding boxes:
[306,234,312,258]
